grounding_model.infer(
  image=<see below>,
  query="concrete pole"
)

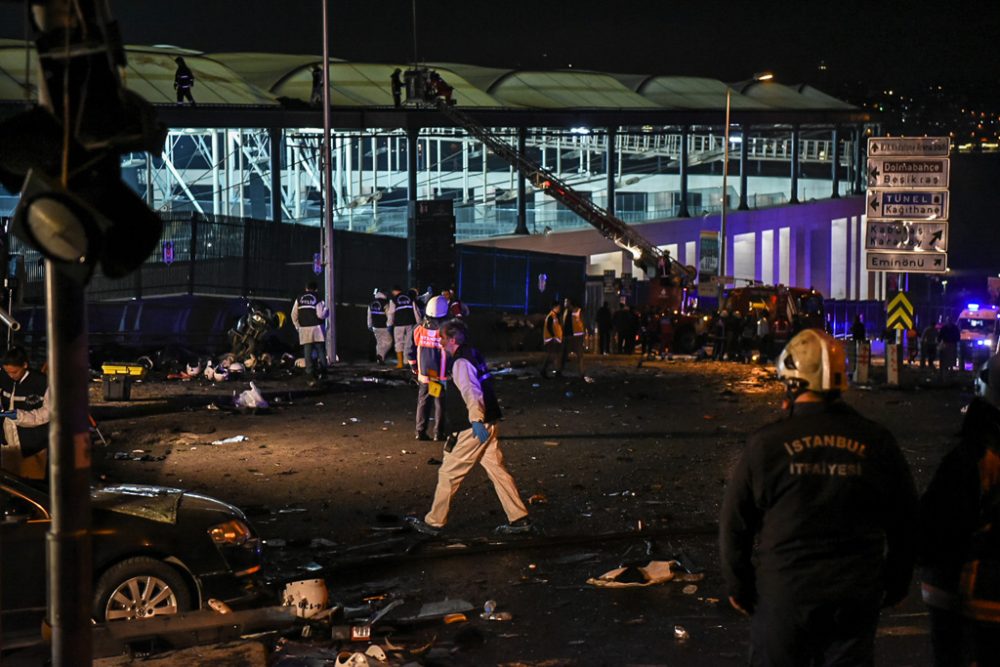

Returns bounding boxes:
[320,0,336,363]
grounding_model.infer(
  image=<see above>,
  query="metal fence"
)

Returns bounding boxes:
[8,214,409,307]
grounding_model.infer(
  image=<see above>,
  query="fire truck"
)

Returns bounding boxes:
[411,71,703,350]
[724,284,825,354]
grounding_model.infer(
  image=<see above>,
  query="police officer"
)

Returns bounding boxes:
[367,289,392,365]
[406,319,531,536]
[291,281,327,384]
[720,329,918,666]
[387,286,418,369]
[410,295,449,441]
[540,301,563,378]
[0,346,50,481]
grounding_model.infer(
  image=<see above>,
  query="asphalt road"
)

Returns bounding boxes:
[13,353,967,664]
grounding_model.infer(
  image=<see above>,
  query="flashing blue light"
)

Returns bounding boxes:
[968,303,980,312]
[978,339,988,346]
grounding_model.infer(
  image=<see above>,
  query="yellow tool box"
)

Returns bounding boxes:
[101,362,147,401]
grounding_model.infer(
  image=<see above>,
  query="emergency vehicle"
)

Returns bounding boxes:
[957,303,999,368]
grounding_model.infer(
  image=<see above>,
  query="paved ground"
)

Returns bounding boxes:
[9,352,971,664]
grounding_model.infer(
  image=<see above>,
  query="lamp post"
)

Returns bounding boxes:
[718,72,772,304]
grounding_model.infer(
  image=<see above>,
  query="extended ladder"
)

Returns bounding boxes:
[436,101,694,282]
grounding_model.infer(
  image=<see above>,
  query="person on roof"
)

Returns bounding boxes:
[174,57,195,106]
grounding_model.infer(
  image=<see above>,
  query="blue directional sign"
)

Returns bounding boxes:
[867,189,949,221]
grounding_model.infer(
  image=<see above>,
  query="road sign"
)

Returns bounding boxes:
[867,157,949,189]
[867,136,950,156]
[886,291,914,330]
[866,250,948,273]
[865,220,948,252]
[867,189,949,221]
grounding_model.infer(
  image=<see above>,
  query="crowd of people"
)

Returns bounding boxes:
[709,309,776,363]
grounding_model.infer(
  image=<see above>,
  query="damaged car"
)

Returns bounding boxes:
[1,471,262,644]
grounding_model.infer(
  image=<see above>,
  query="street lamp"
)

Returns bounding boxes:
[718,72,773,302]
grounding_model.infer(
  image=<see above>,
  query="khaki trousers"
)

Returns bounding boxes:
[424,423,528,528]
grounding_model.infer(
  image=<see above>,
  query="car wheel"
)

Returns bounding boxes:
[93,557,193,622]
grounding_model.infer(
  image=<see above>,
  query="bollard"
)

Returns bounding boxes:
[886,342,902,387]
[855,341,871,384]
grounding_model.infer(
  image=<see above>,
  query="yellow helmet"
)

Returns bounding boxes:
[776,329,848,393]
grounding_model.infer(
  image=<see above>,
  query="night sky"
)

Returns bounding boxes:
[1,1,997,89]
[1,0,998,285]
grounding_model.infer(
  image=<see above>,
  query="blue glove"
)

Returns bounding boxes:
[0,410,16,420]
[471,421,489,444]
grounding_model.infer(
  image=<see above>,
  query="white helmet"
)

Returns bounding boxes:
[776,329,848,394]
[425,295,449,319]
[374,291,387,300]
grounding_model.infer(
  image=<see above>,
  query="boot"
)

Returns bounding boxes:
[396,352,405,369]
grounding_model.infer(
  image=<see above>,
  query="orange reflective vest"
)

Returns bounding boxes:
[544,311,563,343]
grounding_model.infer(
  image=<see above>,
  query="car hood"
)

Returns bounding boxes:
[91,484,250,527]
[91,484,186,524]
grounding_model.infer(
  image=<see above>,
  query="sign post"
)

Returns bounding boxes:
[865,136,951,276]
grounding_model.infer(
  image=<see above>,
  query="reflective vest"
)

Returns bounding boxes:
[571,308,585,336]
[544,311,563,343]
[369,298,388,328]
[391,293,417,326]
[446,345,502,432]
[413,323,447,383]
[296,292,321,327]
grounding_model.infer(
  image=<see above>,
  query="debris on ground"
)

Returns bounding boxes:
[211,435,250,445]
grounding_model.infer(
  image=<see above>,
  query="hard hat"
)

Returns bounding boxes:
[425,295,449,319]
[776,329,848,394]
[975,355,1000,404]
[374,291,387,300]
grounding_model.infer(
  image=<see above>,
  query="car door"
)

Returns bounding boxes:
[1,483,50,635]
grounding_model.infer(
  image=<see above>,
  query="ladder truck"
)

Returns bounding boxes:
[416,80,704,351]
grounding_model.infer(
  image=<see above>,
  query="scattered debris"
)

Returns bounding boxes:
[211,435,249,445]
[673,625,690,641]
[587,560,682,588]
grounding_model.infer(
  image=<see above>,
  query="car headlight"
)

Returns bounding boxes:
[209,519,252,546]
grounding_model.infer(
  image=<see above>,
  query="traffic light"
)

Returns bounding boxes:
[0,49,165,285]
[0,103,164,285]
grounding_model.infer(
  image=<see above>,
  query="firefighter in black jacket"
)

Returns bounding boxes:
[406,319,531,536]
[0,346,50,481]
[720,329,918,666]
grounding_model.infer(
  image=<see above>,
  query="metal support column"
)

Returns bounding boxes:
[515,127,528,234]
[606,126,617,217]
[678,126,690,217]
[406,127,419,204]
[406,127,419,287]
[738,123,750,210]
[269,127,282,222]
[831,126,841,198]
[853,125,864,194]
[789,126,800,205]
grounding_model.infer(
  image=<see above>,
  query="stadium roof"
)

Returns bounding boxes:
[0,40,860,112]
